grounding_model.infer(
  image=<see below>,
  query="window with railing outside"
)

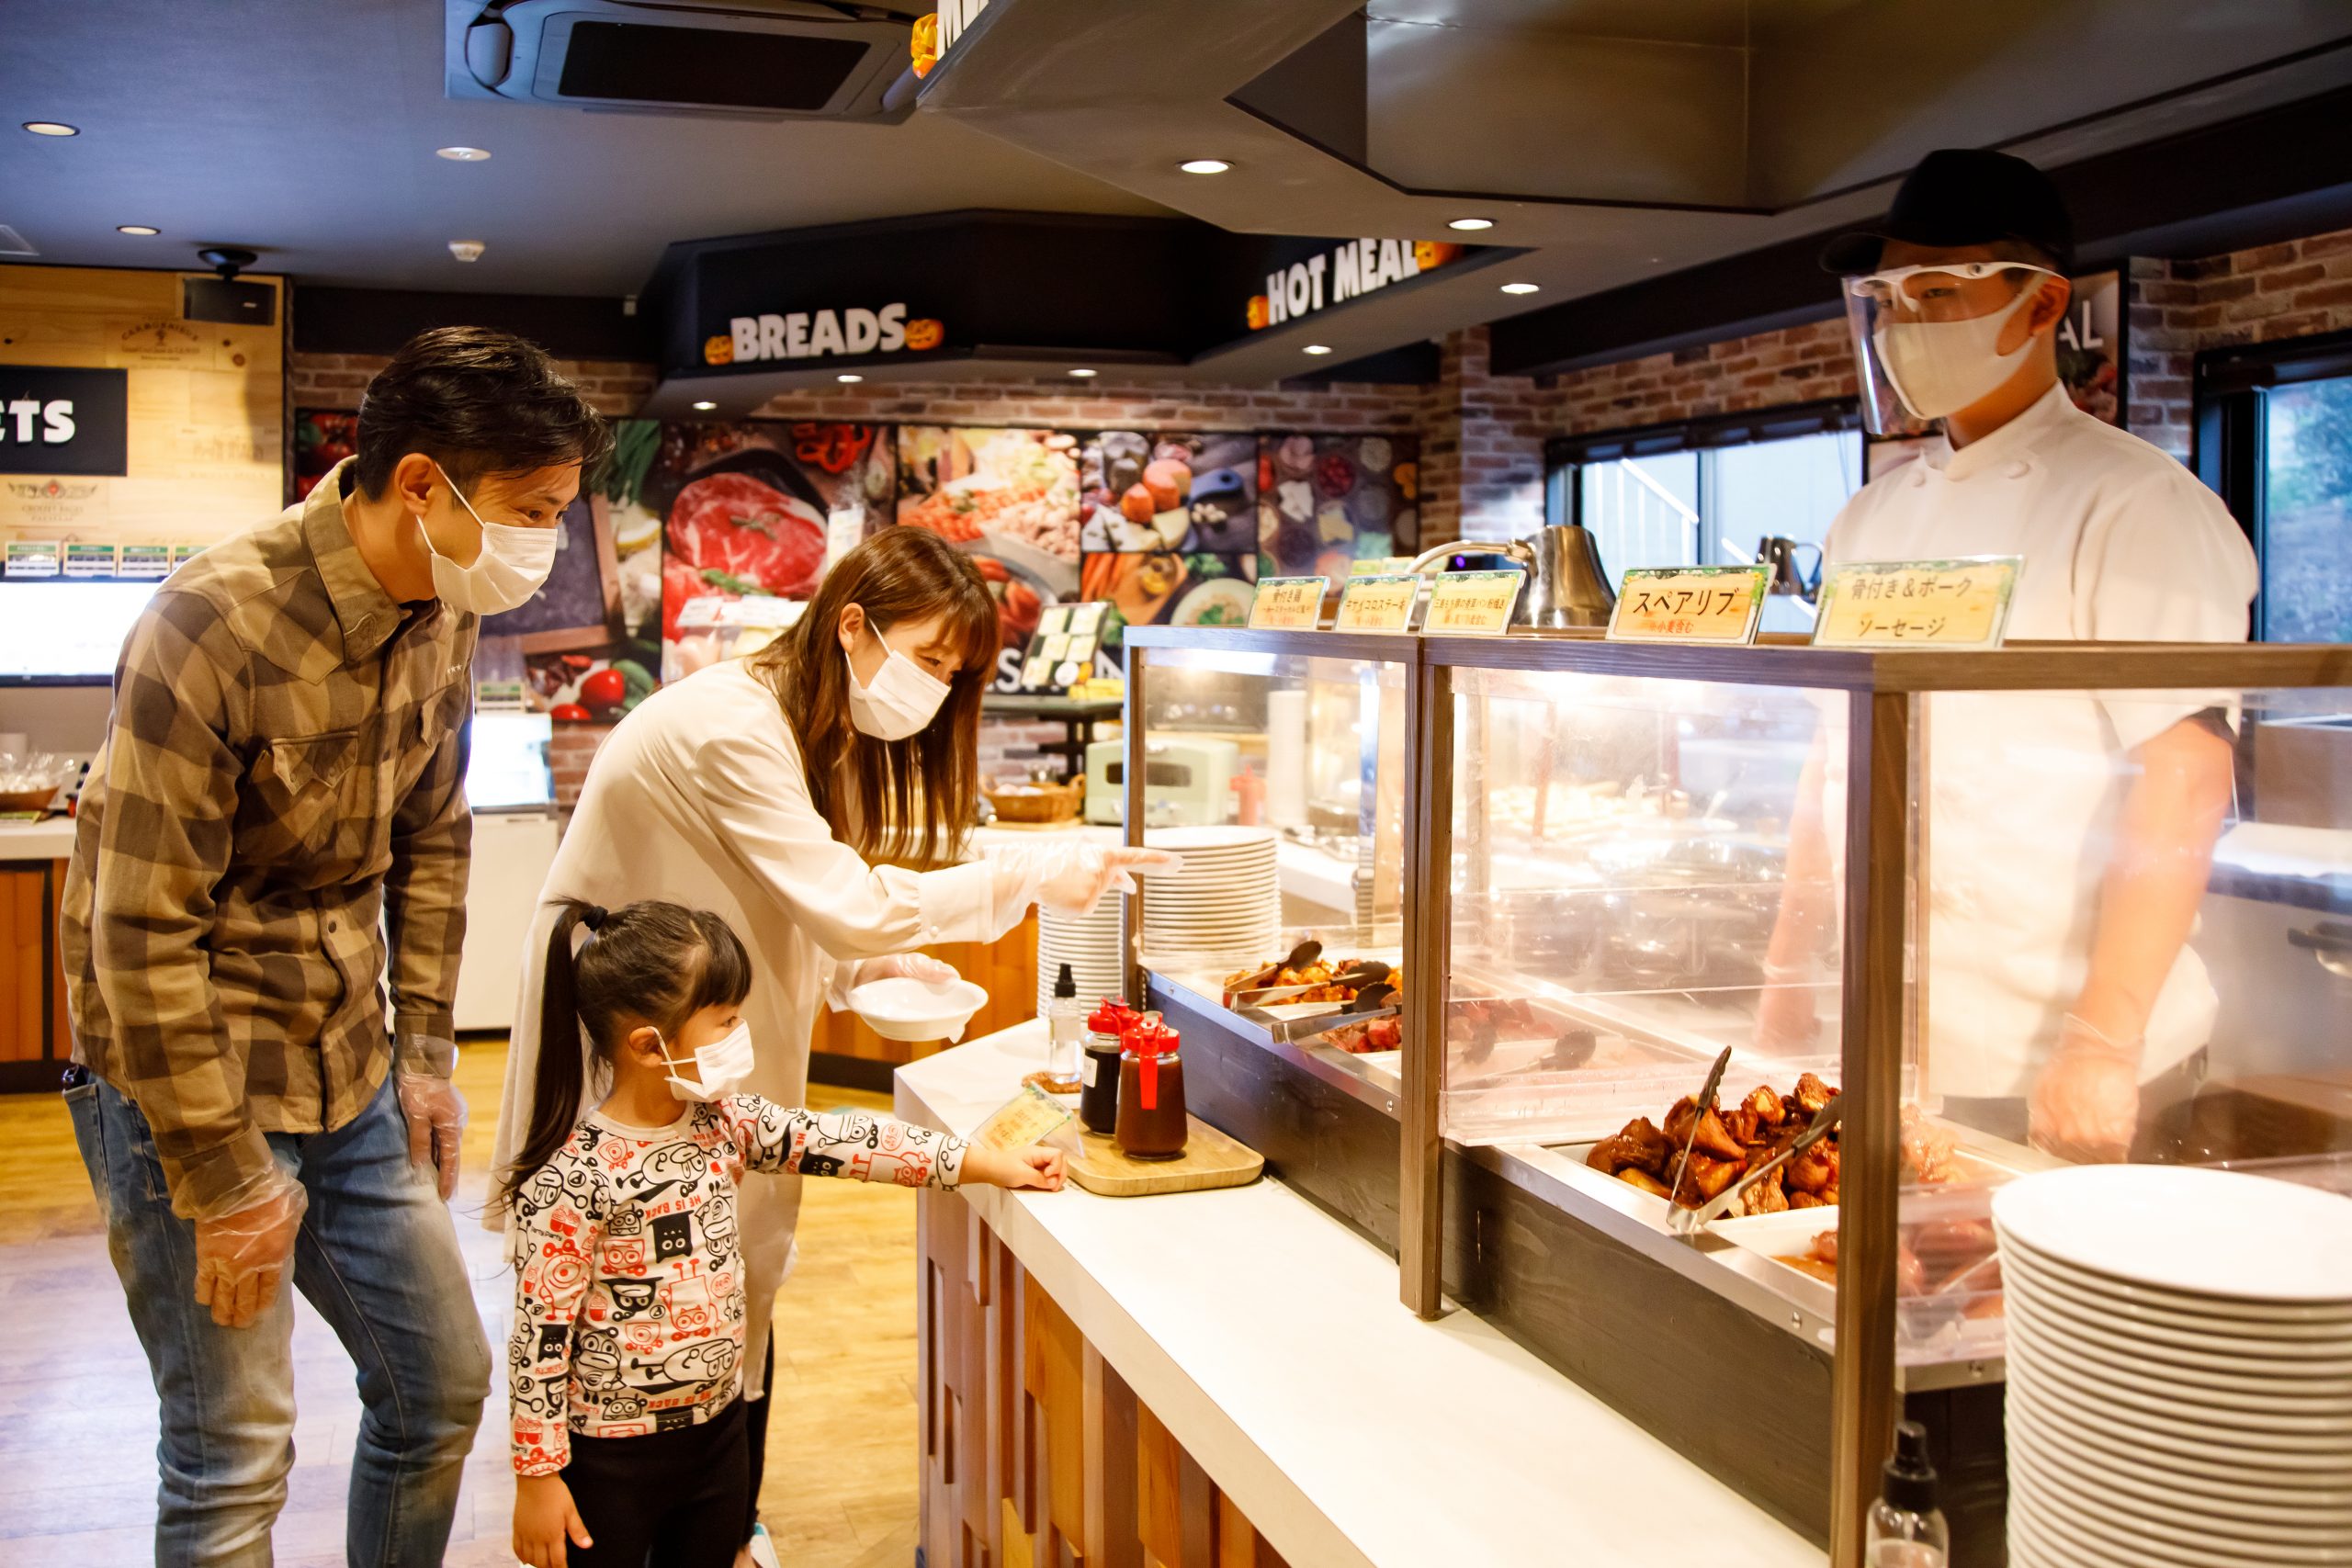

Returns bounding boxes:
[1549,404,1864,636]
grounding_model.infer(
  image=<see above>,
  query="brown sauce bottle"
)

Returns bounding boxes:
[1115,1021,1188,1160]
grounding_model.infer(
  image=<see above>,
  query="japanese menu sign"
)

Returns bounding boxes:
[1606,566,1768,645]
[1811,557,2022,649]
[1334,574,1418,632]
[1422,570,1523,635]
[1249,575,1329,630]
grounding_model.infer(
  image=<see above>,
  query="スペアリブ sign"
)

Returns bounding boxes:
[1607,566,1769,645]
[1812,557,2022,649]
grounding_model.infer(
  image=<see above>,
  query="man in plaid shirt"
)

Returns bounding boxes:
[62,327,609,1568]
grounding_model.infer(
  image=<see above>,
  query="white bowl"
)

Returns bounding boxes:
[845,976,989,1043]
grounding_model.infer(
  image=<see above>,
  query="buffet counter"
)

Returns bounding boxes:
[896,1019,1824,1568]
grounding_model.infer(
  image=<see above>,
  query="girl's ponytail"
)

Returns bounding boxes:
[503,900,605,1198]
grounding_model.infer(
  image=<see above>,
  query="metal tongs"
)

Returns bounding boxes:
[1237,977,1399,1044]
[1671,1096,1845,1235]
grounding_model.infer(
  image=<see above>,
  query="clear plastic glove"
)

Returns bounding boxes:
[397,1069,468,1201]
[2030,1014,2143,1165]
[996,843,1184,918]
[853,952,962,988]
[192,1168,307,1329]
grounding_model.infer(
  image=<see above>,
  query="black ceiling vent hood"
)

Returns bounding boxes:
[447,1,914,121]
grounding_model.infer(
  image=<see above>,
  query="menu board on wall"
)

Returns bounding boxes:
[1258,433,1419,581]
[895,426,1080,655]
[0,268,283,548]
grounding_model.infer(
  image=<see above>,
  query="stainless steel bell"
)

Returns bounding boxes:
[1408,524,1617,628]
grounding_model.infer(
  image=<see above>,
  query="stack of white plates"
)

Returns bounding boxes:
[1992,1165,2352,1568]
[1138,826,1281,973]
[1037,898,1125,1014]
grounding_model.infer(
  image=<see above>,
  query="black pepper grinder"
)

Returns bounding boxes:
[1079,999,1132,1135]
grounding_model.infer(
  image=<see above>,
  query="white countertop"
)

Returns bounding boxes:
[0,817,76,860]
[896,1021,1823,1568]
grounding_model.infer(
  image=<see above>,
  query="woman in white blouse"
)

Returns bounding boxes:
[490,528,1167,1548]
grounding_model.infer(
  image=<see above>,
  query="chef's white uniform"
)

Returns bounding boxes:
[489,658,1029,1396]
[1823,384,2257,1100]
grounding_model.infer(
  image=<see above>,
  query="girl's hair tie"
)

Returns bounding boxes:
[579,904,609,932]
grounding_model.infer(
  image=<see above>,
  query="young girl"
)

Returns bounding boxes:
[503,898,1062,1568]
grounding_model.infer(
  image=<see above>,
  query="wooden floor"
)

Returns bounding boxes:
[0,1043,922,1567]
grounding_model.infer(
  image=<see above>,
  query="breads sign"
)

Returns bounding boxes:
[721,304,938,365]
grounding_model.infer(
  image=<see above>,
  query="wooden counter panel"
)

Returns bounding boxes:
[922,1190,1289,1568]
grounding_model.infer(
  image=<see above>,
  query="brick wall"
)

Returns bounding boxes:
[745,375,1425,433]
[2128,226,2352,461]
[548,720,616,819]
[288,353,658,417]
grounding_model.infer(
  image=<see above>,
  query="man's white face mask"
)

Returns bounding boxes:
[1844,261,2060,427]
[415,461,560,615]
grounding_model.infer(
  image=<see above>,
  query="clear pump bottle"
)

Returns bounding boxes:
[1026,963,1086,1097]
[1866,1421,1949,1568]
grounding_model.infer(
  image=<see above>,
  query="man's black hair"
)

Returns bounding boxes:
[353,326,613,498]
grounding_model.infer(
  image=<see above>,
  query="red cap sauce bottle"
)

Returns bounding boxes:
[1079,999,1132,1136]
[1115,1021,1188,1160]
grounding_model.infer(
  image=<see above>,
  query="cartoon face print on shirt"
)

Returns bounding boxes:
[606,1279,660,1319]
[605,1207,643,1239]
[662,1273,718,1338]
[800,1152,846,1179]
[651,1211,695,1263]
[602,1235,649,1275]
[695,1191,740,1266]
[642,1338,736,1394]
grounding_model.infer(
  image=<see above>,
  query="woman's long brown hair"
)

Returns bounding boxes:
[748,527,999,868]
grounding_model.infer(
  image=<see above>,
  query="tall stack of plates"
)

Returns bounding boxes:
[1138,826,1281,974]
[1991,1165,2352,1568]
[1037,898,1125,1015]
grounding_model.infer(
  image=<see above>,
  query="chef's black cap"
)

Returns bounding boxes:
[1820,149,2075,276]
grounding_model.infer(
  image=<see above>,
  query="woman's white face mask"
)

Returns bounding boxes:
[657,1021,755,1103]
[416,462,560,616]
[845,622,952,741]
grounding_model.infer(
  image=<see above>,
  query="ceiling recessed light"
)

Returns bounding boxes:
[836,373,863,384]
[691,400,718,412]
[1498,281,1540,295]
[1303,344,1333,356]
[448,240,485,262]
[1068,367,1097,378]
[117,224,160,236]
[435,146,491,162]
[1178,158,1231,175]
[22,121,78,137]
[1447,217,1494,231]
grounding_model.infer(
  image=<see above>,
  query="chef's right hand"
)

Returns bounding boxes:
[191,1170,307,1329]
[1027,844,1185,917]
[2030,1015,2143,1164]
[854,952,962,987]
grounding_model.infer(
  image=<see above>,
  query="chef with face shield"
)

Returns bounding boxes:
[1758,150,2257,1163]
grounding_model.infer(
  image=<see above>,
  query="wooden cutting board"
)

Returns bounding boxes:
[1067,1118,1264,1198]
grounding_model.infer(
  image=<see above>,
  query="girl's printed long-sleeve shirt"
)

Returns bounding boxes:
[506,1095,966,1474]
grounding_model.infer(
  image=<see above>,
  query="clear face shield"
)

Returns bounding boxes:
[1840,261,2062,434]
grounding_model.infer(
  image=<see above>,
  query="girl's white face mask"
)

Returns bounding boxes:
[416,462,560,616]
[845,626,952,741]
[658,1021,756,1102]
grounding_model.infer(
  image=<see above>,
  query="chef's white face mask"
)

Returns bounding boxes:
[845,618,952,741]
[658,1021,755,1103]
[415,462,560,616]
[1844,261,2060,429]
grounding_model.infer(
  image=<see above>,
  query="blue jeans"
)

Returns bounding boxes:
[68,1066,492,1568]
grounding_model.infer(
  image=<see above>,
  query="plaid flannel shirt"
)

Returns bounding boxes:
[61,459,476,1217]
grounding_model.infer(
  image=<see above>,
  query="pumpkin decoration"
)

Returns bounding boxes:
[1245,294,1271,331]
[1413,240,1463,273]
[703,333,734,366]
[902,317,945,351]
[1393,462,1418,501]
[910,13,940,77]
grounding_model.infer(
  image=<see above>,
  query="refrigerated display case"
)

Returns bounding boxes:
[1124,625,2352,1567]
